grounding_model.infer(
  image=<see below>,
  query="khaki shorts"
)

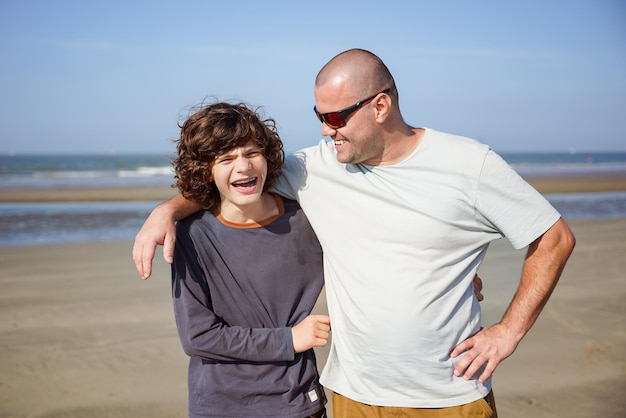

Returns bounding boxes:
[332,390,497,418]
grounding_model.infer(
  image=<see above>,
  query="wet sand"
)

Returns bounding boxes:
[0,172,625,203]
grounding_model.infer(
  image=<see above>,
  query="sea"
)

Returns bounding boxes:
[1,151,626,247]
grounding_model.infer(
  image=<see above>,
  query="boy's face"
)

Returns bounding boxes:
[210,143,268,216]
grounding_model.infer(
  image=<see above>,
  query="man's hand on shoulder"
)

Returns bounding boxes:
[132,202,177,279]
[132,194,204,279]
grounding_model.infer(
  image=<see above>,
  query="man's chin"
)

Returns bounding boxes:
[334,149,354,164]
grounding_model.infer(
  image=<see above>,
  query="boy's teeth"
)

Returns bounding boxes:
[334,140,345,145]
[233,178,256,186]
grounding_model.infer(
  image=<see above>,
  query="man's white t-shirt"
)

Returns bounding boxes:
[273,128,561,408]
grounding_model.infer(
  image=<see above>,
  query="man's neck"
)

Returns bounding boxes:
[373,126,424,166]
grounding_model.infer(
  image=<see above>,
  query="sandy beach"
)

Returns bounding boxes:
[1,178,625,417]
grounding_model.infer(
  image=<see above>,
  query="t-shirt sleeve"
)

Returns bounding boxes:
[270,152,308,201]
[272,140,334,201]
[475,150,561,249]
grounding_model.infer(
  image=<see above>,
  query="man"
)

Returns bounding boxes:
[134,49,575,417]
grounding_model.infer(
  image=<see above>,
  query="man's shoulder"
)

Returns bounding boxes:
[282,139,340,181]
[424,128,489,152]
[418,128,495,176]
[288,139,335,162]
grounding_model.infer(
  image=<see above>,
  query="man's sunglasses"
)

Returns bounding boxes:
[314,88,391,129]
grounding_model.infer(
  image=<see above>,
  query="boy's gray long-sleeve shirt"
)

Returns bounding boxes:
[172,195,326,418]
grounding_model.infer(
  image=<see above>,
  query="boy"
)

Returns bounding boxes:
[170,102,329,418]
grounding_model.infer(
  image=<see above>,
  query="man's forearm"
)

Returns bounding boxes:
[451,217,575,382]
[160,193,204,221]
[499,217,576,340]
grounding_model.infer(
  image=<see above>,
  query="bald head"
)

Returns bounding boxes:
[316,49,397,102]
[314,49,418,166]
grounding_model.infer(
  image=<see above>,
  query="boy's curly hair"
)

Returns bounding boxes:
[172,102,284,210]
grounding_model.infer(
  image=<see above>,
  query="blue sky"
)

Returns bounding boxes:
[0,1,624,155]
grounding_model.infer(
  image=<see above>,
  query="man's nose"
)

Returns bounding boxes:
[321,123,337,137]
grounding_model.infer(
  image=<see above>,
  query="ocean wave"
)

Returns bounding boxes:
[2,152,625,190]
[118,166,174,177]
[1,166,174,189]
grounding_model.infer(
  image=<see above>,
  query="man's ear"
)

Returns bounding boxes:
[373,93,392,123]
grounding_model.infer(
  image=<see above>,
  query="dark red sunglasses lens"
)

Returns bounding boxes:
[325,113,344,129]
